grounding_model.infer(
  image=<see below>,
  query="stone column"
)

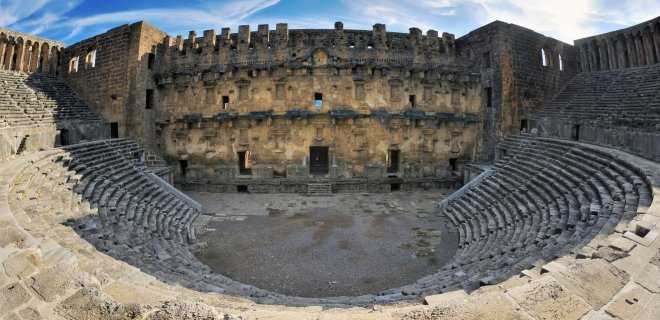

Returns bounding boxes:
[626,33,638,66]
[583,45,592,71]
[589,42,600,71]
[49,47,59,74]
[634,32,646,65]
[616,36,627,68]
[606,38,617,69]
[598,41,608,70]
[39,44,49,73]
[0,37,6,68]
[653,22,660,65]
[4,42,14,70]
[13,41,24,72]
[21,41,32,72]
[30,43,40,72]
[643,27,657,64]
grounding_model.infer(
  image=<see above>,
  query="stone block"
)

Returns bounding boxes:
[605,283,654,320]
[543,259,628,309]
[636,263,660,293]
[2,249,40,279]
[614,244,658,277]
[0,225,34,249]
[507,275,591,320]
[424,289,468,306]
[17,307,41,320]
[411,290,530,320]
[2,312,21,320]
[0,282,32,314]
[580,310,616,320]
[609,236,637,252]
[29,263,78,302]
[55,287,141,320]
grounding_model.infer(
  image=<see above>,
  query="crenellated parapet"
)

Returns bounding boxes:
[153,22,457,77]
[150,23,477,119]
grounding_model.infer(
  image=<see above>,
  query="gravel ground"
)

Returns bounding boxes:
[190,191,459,298]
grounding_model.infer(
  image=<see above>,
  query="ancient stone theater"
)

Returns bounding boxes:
[0,14,659,320]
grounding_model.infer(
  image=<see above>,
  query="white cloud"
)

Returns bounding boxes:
[339,0,464,33]
[338,0,660,43]
[62,0,281,40]
[0,0,52,26]
[2,0,657,44]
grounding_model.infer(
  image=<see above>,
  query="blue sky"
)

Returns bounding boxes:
[1,0,659,45]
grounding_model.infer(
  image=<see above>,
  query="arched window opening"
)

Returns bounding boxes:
[68,56,79,73]
[85,50,96,68]
[558,53,564,71]
[541,48,548,67]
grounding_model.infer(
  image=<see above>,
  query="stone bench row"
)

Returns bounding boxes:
[537,64,660,132]
[0,70,100,128]
[423,135,651,292]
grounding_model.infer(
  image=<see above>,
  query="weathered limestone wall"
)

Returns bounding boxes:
[60,22,166,145]
[0,28,62,74]
[538,119,660,162]
[0,122,105,161]
[575,16,660,72]
[152,23,483,183]
[457,21,577,160]
[166,115,480,183]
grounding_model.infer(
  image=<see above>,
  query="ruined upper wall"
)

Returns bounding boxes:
[59,21,166,145]
[0,28,63,74]
[154,22,457,76]
[574,15,660,72]
[456,21,577,160]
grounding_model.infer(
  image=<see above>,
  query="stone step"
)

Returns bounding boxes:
[306,183,333,195]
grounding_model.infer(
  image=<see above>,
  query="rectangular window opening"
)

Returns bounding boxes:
[390,183,401,192]
[179,160,188,177]
[449,158,458,172]
[110,122,119,138]
[409,95,416,108]
[571,124,580,141]
[237,185,249,193]
[59,129,70,146]
[146,89,154,109]
[314,92,323,108]
[222,96,230,109]
[147,53,155,69]
[485,87,493,108]
[520,119,529,132]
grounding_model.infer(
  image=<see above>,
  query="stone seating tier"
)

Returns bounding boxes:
[0,70,100,129]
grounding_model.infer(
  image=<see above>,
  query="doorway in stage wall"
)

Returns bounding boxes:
[309,146,329,176]
[387,149,400,174]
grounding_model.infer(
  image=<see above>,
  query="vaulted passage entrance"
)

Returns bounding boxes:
[309,146,329,176]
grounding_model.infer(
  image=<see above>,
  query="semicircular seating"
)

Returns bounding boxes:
[411,135,653,294]
[0,130,659,317]
[6,133,653,303]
